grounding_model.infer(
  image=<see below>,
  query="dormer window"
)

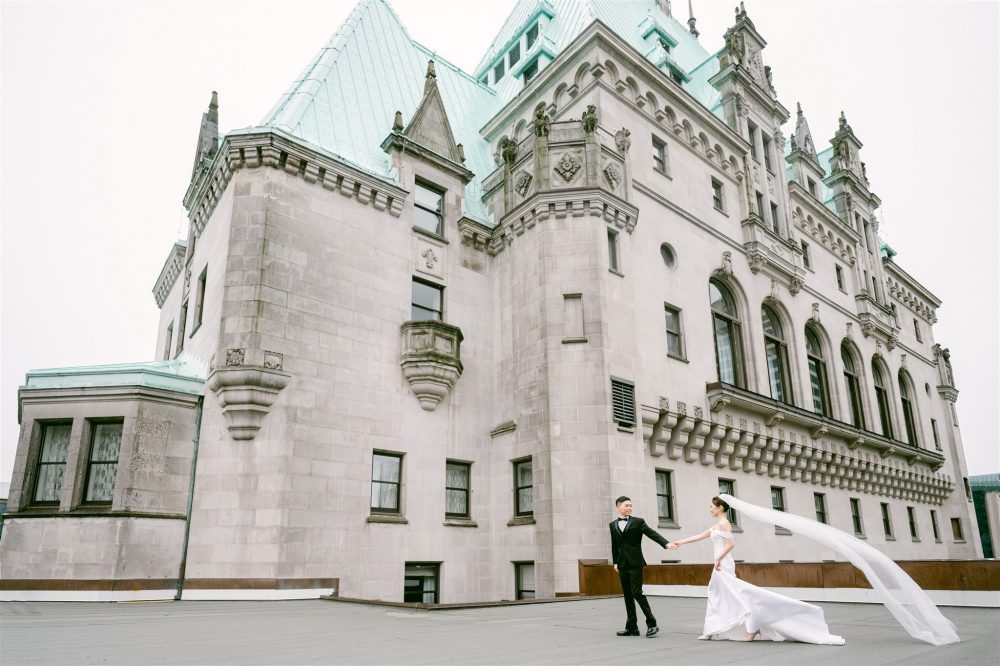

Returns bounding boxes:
[526,23,538,49]
[414,181,444,236]
[807,177,818,198]
[509,43,520,67]
[493,60,505,82]
[523,60,539,85]
[670,69,683,85]
[659,37,671,53]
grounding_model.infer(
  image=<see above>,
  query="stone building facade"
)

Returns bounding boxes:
[0,0,981,602]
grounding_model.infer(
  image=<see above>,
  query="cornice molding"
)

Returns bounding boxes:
[152,241,187,308]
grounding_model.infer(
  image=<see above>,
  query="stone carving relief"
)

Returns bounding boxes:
[421,248,438,270]
[554,153,582,182]
[513,171,532,197]
[603,163,622,190]
[226,348,245,366]
[500,137,518,166]
[581,105,598,133]
[614,127,631,153]
[533,108,550,137]
[263,350,283,371]
[789,275,804,295]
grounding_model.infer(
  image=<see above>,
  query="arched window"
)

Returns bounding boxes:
[762,306,791,403]
[872,360,894,438]
[841,344,865,428]
[805,328,831,416]
[899,371,919,447]
[710,280,745,387]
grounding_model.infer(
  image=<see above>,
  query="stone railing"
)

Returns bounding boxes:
[399,321,464,411]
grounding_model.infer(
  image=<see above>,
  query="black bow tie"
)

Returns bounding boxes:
[618,517,629,521]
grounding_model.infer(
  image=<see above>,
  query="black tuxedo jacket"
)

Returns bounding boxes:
[610,516,669,568]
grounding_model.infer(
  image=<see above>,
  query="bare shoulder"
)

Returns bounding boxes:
[719,520,732,532]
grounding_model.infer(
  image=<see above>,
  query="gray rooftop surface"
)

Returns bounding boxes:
[1,597,997,665]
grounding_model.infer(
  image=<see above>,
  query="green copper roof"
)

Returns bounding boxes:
[23,358,205,396]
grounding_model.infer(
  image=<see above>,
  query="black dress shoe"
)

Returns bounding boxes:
[616,629,640,636]
[646,626,660,638]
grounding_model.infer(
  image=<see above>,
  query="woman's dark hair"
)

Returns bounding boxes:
[712,496,730,512]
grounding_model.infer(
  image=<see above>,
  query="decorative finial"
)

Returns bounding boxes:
[457,143,465,163]
[393,111,404,132]
[208,91,219,122]
[688,0,699,37]
[424,60,437,94]
[797,101,802,116]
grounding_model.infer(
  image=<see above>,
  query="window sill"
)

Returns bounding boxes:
[838,287,848,295]
[8,508,186,520]
[562,337,588,344]
[443,518,478,528]
[953,539,966,544]
[608,268,625,278]
[507,515,536,527]
[189,322,202,338]
[854,533,867,539]
[666,353,688,363]
[367,514,408,525]
[412,226,449,244]
[658,520,681,530]
[774,527,792,535]
[654,168,672,180]
[934,539,942,543]
[616,424,636,433]
[713,207,728,217]
[911,538,921,543]
[885,536,896,541]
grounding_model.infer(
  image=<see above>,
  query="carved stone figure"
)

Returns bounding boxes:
[614,127,631,153]
[581,105,598,133]
[603,163,622,189]
[789,274,804,295]
[534,108,550,137]
[513,170,532,196]
[500,137,518,166]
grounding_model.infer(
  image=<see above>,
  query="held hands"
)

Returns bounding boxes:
[667,542,679,550]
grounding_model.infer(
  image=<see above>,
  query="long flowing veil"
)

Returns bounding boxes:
[719,493,960,645]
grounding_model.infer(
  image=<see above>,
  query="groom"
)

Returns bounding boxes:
[610,495,669,637]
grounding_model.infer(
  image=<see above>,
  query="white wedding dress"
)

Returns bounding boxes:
[702,527,845,644]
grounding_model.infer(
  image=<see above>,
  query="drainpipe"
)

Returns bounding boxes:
[175,396,204,600]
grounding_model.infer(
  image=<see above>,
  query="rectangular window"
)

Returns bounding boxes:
[403,563,439,604]
[526,23,538,49]
[664,304,684,359]
[514,458,533,516]
[755,191,765,222]
[836,265,845,291]
[711,178,724,211]
[653,136,667,174]
[371,452,402,514]
[445,461,471,518]
[607,228,620,272]
[523,59,538,84]
[493,60,505,82]
[176,300,188,354]
[515,562,535,600]
[770,202,780,234]
[931,419,941,450]
[193,267,207,332]
[747,122,759,160]
[656,470,674,523]
[508,43,520,67]
[610,377,636,427]
[762,134,773,171]
[83,421,123,504]
[801,241,811,269]
[951,517,964,541]
[930,510,941,542]
[163,322,174,361]
[771,486,785,512]
[413,181,444,235]
[907,506,919,540]
[850,498,864,536]
[563,293,585,341]
[32,422,72,504]
[913,318,922,342]
[881,502,894,538]
[807,177,818,198]
[814,493,828,524]
[411,278,443,321]
[718,479,738,525]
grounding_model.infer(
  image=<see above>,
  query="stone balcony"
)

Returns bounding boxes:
[640,383,951,506]
[399,320,464,411]
[855,292,899,349]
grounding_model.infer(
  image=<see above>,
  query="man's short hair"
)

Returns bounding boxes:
[615,496,631,506]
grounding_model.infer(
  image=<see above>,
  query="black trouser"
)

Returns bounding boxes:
[619,565,656,630]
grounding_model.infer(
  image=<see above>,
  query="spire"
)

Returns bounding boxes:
[688,0,699,38]
[792,102,817,158]
[424,59,437,95]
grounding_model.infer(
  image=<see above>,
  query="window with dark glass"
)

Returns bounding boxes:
[526,23,538,49]
[835,264,845,291]
[371,452,402,514]
[931,418,941,450]
[177,300,188,354]
[411,279,443,321]
[747,122,758,160]
[872,361,894,438]
[899,371,919,447]
[514,458,533,516]
[712,178,724,211]
[950,517,964,541]
[83,421,123,504]
[806,327,831,416]
[755,191,765,223]
[842,345,865,428]
[515,562,535,600]
[611,377,636,427]
[664,304,684,359]
[192,267,207,332]
[881,502,893,538]
[656,470,674,523]
[653,136,667,174]
[710,280,745,387]
[718,478,738,525]
[814,492,828,524]
[770,202,780,234]
[163,322,174,361]
[762,306,792,404]
[508,42,520,67]
[801,241,811,269]
[807,177,818,198]
[607,228,620,272]
[762,134,773,171]
[930,510,940,541]
[522,59,538,84]
[403,563,439,603]
[907,506,919,540]
[493,60,505,82]
[913,318,922,342]
[771,486,785,512]
[445,461,471,518]
[850,498,864,536]
[413,182,444,235]
[32,422,72,504]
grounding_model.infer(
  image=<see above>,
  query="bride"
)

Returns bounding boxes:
[668,496,845,644]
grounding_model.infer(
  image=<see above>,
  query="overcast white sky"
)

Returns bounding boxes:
[2,0,997,485]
